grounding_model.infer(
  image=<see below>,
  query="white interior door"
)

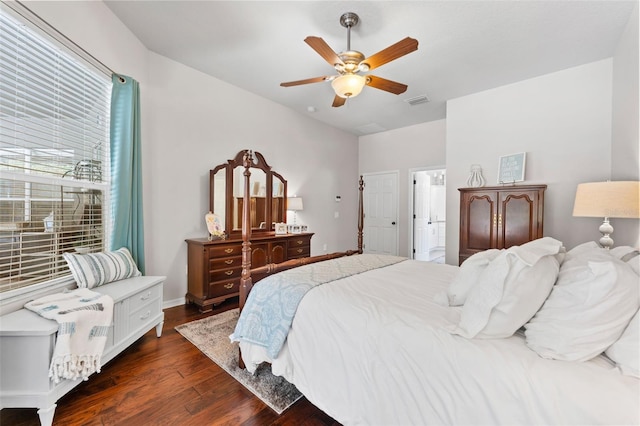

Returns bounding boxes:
[363,172,398,255]
[413,171,430,261]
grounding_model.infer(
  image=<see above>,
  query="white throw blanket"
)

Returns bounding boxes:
[24,288,114,383]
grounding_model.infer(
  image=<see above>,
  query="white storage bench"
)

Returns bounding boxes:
[0,275,165,426]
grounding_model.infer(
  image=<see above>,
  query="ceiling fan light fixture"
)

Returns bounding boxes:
[332,74,366,98]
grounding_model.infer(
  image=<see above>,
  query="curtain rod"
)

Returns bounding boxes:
[2,0,125,82]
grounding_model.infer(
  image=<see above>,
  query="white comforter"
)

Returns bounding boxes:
[240,260,640,425]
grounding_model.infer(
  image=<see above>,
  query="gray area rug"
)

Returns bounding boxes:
[175,308,302,414]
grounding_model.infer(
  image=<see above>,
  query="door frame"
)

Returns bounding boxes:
[408,166,446,260]
[362,171,400,255]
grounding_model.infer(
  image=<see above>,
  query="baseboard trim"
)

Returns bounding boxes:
[163,297,185,309]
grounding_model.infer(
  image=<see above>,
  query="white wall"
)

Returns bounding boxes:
[611,4,639,247]
[23,2,359,308]
[359,120,447,256]
[445,60,615,264]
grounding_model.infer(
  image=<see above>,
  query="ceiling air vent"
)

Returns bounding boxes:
[404,95,430,106]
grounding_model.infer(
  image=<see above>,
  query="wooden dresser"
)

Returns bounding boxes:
[458,185,546,265]
[185,232,313,312]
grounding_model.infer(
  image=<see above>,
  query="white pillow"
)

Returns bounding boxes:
[606,309,639,377]
[63,247,141,289]
[436,249,502,306]
[451,237,563,338]
[525,245,639,361]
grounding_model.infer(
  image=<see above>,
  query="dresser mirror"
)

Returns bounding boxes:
[210,150,287,235]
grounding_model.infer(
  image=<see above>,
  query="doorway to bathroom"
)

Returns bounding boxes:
[410,168,446,263]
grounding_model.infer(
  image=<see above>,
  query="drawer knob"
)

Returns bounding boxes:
[140,310,151,320]
[140,291,151,301]
[225,270,233,276]
[296,240,303,245]
[224,283,234,289]
[224,259,234,265]
[224,248,234,254]
[297,248,303,253]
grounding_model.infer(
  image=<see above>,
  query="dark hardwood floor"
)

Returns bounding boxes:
[1,298,341,426]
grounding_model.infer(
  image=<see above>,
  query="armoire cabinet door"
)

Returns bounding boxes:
[498,190,543,249]
[460,190,498,255]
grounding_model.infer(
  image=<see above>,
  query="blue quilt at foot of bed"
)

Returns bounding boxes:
[230,254,406,358]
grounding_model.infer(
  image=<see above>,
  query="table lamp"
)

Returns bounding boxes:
[572,181,639,249]
[287,197,303,225]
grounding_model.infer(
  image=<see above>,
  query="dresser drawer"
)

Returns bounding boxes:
[209,244,242,258]
[208,279,239,298]
[210,256,241,270]
[289,236,311,247]
[210,266,241,282]
[128,284,162,313]
[288,246,310,258]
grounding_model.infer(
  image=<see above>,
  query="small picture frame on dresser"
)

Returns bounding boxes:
[275,222,287,235]
[288,224,301,234]
[300,225,308,232]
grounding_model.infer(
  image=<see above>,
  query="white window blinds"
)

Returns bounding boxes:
[0,7,112,293]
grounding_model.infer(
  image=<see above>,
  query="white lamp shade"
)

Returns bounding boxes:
[573,181,640,218]
[287,197,303,211]
[331,74,366,99]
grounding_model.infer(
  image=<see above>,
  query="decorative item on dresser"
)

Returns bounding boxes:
[458,184,545,265]
[185,233,313,312]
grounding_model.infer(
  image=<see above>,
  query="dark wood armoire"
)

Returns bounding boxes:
[458,185,546,265]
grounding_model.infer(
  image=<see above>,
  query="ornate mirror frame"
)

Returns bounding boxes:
[210,150,287,236]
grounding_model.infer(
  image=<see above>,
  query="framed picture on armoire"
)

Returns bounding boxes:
[498,152,526,183]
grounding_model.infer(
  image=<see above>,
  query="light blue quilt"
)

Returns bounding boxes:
[230,254,406,357]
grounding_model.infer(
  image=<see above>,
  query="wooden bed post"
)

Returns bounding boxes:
[238,150,253,369]
[239,150,253,313]
[358,175,364,254]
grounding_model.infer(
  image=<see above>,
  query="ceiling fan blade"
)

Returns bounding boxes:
[365,75,408,95]
[361,37,418,71]
[305,36,345,68]
[280,76,332,87]
[332,95,346,108]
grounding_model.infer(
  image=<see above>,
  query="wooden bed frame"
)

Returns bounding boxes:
[237,151,364,367]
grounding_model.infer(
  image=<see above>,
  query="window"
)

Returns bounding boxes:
[0,6,112,294]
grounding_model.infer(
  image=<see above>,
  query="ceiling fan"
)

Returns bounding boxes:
[280,12,419,108]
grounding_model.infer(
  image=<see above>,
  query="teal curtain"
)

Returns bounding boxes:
[109,74,145,273]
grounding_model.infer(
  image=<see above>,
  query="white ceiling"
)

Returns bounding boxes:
[104,1,636,136]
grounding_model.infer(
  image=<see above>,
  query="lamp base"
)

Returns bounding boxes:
[598,218,614,250]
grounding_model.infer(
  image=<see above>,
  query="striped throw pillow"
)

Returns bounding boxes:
[63,247,141,288]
